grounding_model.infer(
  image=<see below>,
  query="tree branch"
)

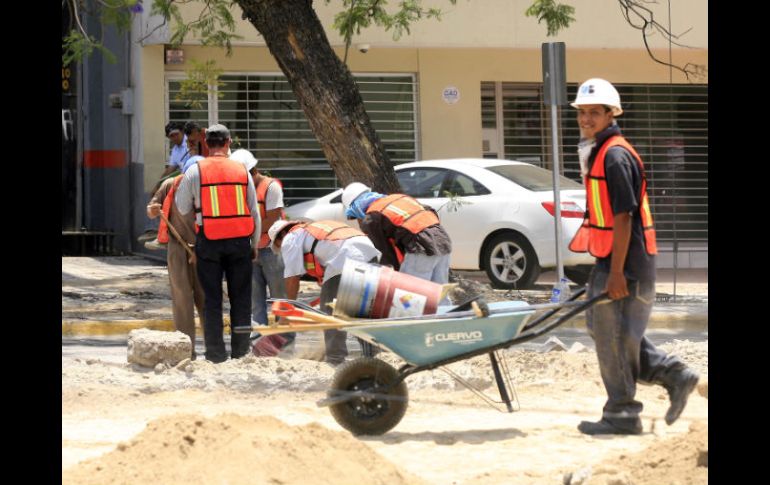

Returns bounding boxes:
[616,0,706,82]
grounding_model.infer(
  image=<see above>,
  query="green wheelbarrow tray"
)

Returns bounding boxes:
[346,301,534,367]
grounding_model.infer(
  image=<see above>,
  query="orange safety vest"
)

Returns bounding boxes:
[256,177,287,249]
[568,136,658,258]
[366,194,439,265]
[157,175,184,244]
[196,157,255,240]
[289,220,365,284]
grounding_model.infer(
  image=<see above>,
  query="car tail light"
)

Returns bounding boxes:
[542,201,584,218]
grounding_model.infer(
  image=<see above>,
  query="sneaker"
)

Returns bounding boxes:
[665,369,700,425]
[137,230,158,243]
[144,238,166,250]
[578,418,643,435]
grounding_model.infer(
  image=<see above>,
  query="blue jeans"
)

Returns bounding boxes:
[400,252,451,305]
[251,247,294,342]
[586,269,685,424]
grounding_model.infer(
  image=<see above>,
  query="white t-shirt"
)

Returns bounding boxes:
[263,180,284,211]
[281,229,381,283]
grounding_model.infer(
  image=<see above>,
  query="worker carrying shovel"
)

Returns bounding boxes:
[267,219,381,365]
[146,162,205,359]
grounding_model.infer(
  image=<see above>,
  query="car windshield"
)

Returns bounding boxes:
[486,164,583,191]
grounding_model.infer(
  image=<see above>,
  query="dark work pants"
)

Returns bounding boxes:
[586,268,686,426]
[195,233,253,363]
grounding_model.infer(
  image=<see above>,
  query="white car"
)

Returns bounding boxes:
[285,159,595,288]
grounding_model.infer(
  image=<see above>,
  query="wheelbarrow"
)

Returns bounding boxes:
[243,288,608,436]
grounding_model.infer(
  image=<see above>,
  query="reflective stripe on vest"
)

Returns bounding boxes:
[197,157,255,240]
[568,136,658,257]
[256,177,287,249]
[366,194,440,234]
[290,220,365,284]
[157,175,184,244]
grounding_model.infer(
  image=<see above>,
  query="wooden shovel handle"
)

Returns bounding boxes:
[159,212,196,262]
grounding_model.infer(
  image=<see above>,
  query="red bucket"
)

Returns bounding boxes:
[334,260,443,319]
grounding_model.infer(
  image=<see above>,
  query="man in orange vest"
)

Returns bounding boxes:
[341,183,452,287]
[268,219,381,365]
[175,124,261,363]
[569,78,699,435]
[229,149,293,351]
[146,161,205,358]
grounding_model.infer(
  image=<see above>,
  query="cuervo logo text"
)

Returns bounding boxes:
[424,330,483,347]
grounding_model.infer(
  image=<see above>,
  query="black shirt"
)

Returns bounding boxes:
[589,124,656,282]
[359,202,452,270]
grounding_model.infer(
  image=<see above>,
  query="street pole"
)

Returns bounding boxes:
[542,42,567,284]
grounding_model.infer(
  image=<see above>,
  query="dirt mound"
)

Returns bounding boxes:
[62,413,427,485]
[566,421,708,485]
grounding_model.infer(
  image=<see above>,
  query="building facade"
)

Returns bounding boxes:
[66,0,708,267]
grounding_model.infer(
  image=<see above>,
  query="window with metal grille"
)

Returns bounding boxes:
[214,74,418,204]
[481,82,707,243]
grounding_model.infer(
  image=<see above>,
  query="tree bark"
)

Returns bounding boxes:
[237,0,401,194]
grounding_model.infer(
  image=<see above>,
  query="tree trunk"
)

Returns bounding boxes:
[237,0,401,194]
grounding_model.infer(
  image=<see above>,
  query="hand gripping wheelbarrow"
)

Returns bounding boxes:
[244,288,608,436]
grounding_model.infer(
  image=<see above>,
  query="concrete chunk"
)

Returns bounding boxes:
[127,329,192,368]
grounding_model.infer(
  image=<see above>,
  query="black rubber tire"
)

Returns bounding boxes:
[328,358,408,436]
[564,265,592,287]
[481,232,541,289]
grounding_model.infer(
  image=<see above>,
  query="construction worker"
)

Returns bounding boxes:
[569,78,699,435]
[183,121,210,158]
[229,149,294,350]
[146,135,206,251]
[341,183,452,285]
[175,124,261,363]
[146,161,205,358]
[268,219,381,365]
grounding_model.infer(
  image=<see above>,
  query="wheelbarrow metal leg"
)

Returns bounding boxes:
[489,351,514,413]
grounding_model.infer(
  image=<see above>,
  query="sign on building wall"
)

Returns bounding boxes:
[442,86,460,105]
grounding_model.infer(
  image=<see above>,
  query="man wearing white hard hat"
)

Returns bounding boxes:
[568,78,699,435]
[341,182,452,286]
[268,219,381,365]
[230,149,293,354]
[175,124,261,363]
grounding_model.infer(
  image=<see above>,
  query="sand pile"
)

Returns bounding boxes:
[62,413,427,485]
[565,421,708,485]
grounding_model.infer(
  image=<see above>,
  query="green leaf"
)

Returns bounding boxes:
[525,0,576,37]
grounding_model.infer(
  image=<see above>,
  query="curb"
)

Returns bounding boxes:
[63,318,226,337]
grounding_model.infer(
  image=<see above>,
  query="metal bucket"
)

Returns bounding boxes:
[334,259,443,319]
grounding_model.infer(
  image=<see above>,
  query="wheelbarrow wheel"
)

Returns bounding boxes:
[329,357,408,436]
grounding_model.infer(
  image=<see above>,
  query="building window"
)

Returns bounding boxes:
[169,74,418,204]
[481,81,708,243]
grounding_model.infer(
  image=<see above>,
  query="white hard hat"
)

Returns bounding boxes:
[268,220,301,253]
[230,149,258,172]
[571,78,623,116]
[342,182,371,209]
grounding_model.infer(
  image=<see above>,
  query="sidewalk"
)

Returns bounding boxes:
[62,256,707,336]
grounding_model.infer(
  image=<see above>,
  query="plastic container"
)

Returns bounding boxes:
[550,277,571,303]
[334,259,443,319]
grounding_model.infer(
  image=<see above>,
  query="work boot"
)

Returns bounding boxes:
[144,238,166,250]
[664,368,700,425]
[137,230,158,243]
[577,418,643,436]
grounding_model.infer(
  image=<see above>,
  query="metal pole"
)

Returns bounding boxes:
[550,102,564,283]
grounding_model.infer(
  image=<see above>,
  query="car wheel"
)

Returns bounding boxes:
[482,232,541,289]
[564,265,592,287]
